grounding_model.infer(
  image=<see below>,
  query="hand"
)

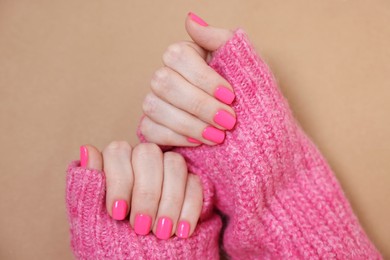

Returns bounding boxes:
[139,12,235,146]
[79,142,203,239]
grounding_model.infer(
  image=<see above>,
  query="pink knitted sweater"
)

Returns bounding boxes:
[66,29,382,259]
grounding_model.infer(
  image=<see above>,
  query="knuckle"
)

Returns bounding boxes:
[139,117,150,139]
[190,95,207,116]
[105,140,131,152]
[163,195,182,207]
[142,93,158,116]
[163,43,185,65]
[187,174,203,192]
[135,189,160,203]
[164,152,186,169]
[133,143,162,158]
[151,67,171,94]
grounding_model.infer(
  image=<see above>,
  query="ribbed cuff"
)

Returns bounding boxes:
[65,161,222,259]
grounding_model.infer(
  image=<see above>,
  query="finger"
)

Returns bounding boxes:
[80,144,103,170]
[162,41,235,105]
[130,143,163,235]
[185,12,233,52]
[182,40,208,60]
[142,92,225,145]
[176,174,203,238]
[151,66,236,130]
[153,152,188,239]
[102,141,134,221]
[139,116,202,146]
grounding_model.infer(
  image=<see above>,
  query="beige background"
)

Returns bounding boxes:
[0,1,389,259]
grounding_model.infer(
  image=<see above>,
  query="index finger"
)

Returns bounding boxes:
[162,42,235,105]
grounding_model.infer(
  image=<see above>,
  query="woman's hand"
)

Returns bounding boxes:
[139,12,235,146]
[79,142,203,239]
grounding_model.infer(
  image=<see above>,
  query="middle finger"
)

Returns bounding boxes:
[151,66,236,131]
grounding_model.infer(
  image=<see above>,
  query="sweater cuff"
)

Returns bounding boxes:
[208,28,275,93]
[66,161,222,259]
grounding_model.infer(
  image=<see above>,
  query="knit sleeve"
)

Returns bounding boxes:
[171,29,383,258]
[65,161,221,259]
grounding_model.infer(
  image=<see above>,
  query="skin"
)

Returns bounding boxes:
[140,17,236,146]
[85,16,236,240]
[82,142,203,239]
[0,3,388,259]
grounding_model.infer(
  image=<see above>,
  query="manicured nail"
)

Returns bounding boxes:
[80,146,88,167]
[112,200,128,220]
[202,126,225,144]
[215,86,235,105]
[134,214,152,235]
[156,217,173,240]
[214,110,236,130]
[187,137,202,144]
[188,12,208,26]
[176,221,190,238]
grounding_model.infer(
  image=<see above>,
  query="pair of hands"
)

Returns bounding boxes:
[80,13,235,240]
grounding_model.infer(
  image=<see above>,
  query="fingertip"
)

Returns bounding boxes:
[176,220,191,239]
[112,199,129,221]
[187,12,209,27]
[185,12,233,52]
[80,144,103,171]
[176,174,203,238]
[187,137,203,145]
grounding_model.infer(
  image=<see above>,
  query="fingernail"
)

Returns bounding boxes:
[214,110,236,130]
[188,12,208,27]
[177,221,190,238]
[80,146,88,167]
[202,126,225,144]
[134,214,152,235]
[215,86,235,105]
[187,137,202,144]
[156,217,173,240]
[112,200,128,220]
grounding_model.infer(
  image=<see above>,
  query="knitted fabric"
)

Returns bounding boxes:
[166,29,381,259]
[65,161,221,259]
[65,29,382,259]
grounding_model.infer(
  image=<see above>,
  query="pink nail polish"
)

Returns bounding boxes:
[214,110,236,130]
[202,126,225,144]
[134,214,152,235]
[188,12,208,27]
[156,217,173,240]
[187,137,202,144]
[215,86,235,105]
[80,146,88,167]
[177,221,190,238]
[112,200,128,220]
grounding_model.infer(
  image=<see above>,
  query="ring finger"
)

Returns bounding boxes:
[153,152,188,239]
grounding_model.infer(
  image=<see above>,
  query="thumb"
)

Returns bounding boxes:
[185,12,233,52]
[66,160,106,220]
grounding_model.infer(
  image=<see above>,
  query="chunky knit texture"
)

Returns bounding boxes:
[65,29,382,259]
[168,29,382,259]
[66,161,221,259]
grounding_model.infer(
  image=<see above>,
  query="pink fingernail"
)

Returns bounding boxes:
[156,217,173,240]
[202,126,225,144]
[177,221,190,238]
[214,110,236,130]
[187,137,202,144]
[215,86,235,105]
[112,200,128,220]
[134,214,152,235]
[188,12,208,26]
[80,146,88,167]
